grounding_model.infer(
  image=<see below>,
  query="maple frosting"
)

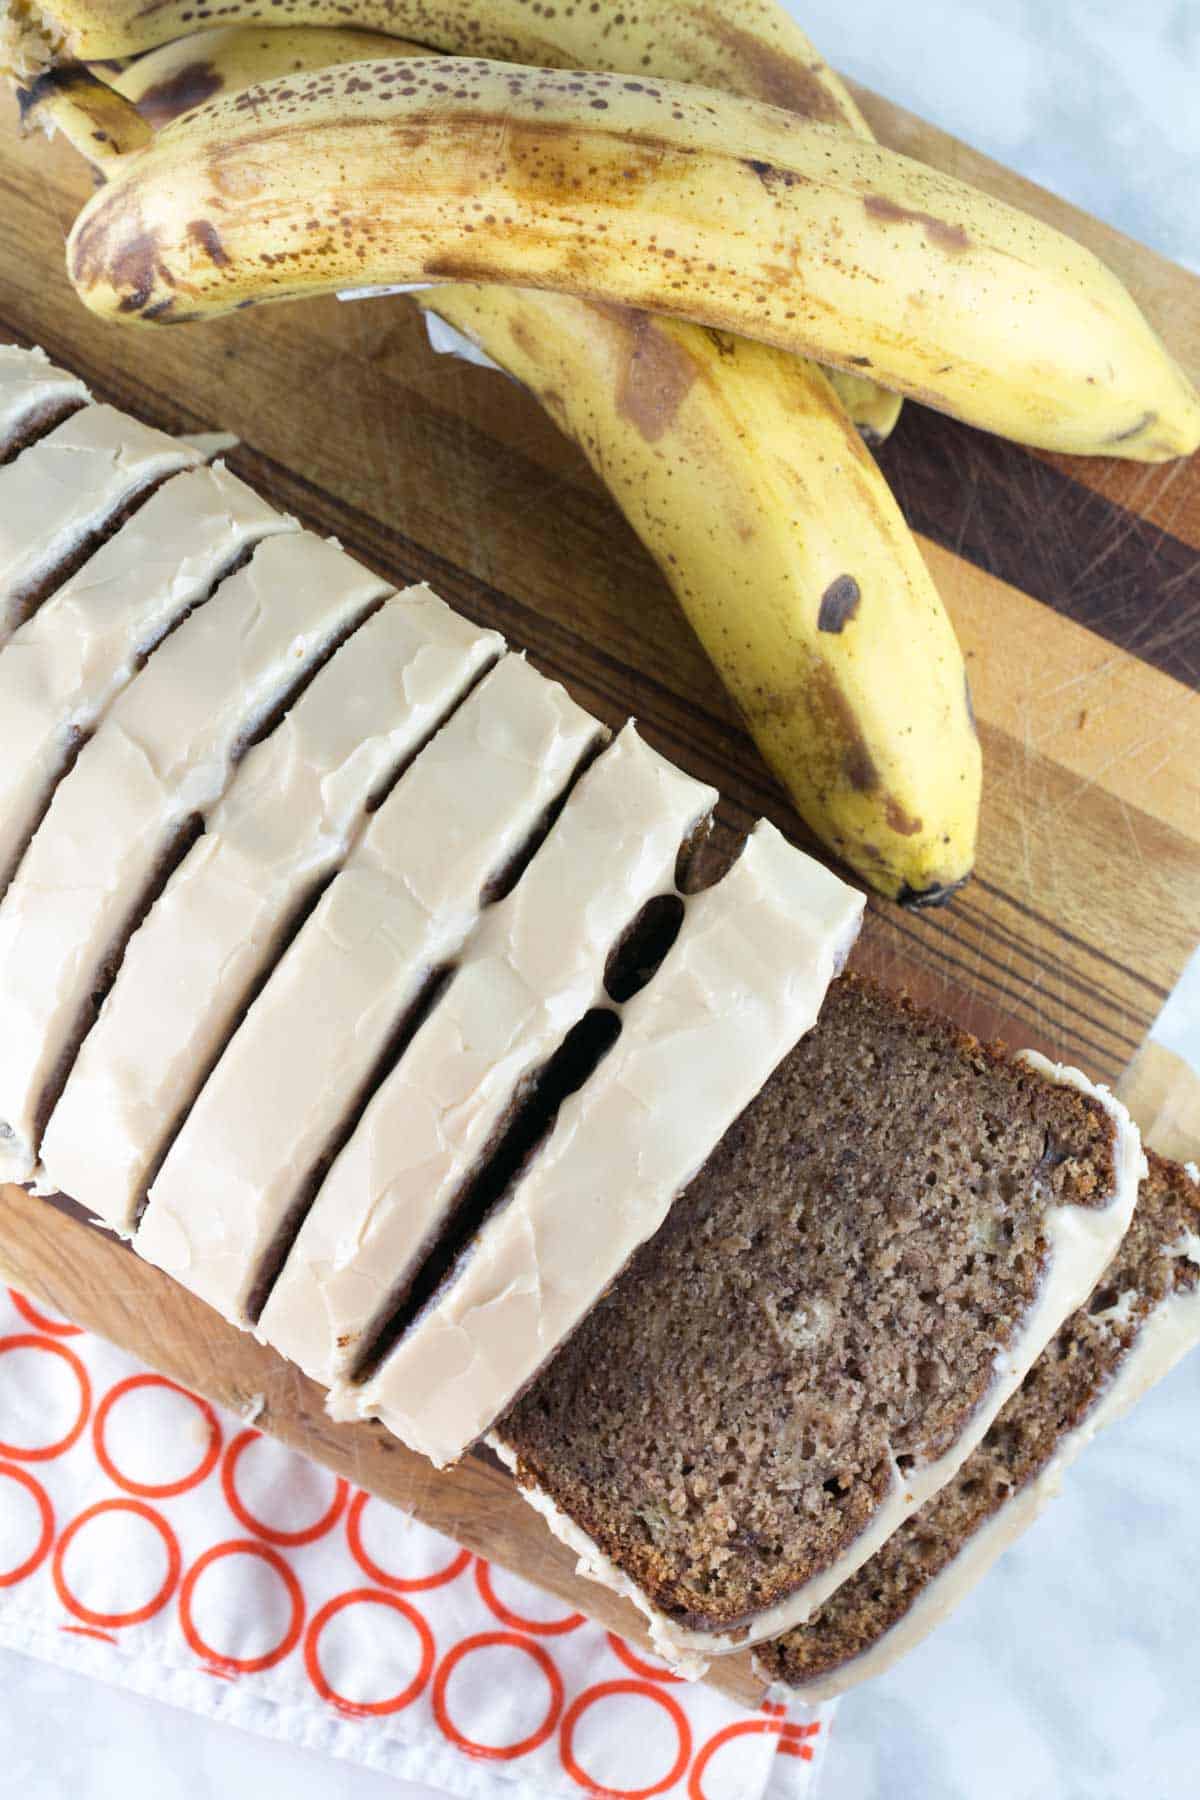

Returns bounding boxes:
[134,654,603,1325]
[260,722,717,1388]
[40,586,502,1230]
[344,821,866,1467]
[0,530,388,1183]
[0,403,198,641]
[0,461,292,893]
[0,343,89,457]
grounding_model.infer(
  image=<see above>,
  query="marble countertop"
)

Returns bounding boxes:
[798,0,1200,272]
[4,5,1198,1797]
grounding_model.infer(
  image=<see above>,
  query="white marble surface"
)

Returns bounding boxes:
[798,0,1200,271]
[3,5,1198,1797]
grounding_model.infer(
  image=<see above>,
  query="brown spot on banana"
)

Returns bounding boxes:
[69,187,164,314]
[691,8,854,122]
[863,193,971,253]
[804,665,881,796]
[884,798,923,837]
[608,308,698,443]
[743,157,803,193]
[817,576,861,633]
[187,219,228,267]
[134,60,223,127]
[1105,410,1157,444]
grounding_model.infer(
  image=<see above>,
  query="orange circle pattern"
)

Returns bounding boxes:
[179,1539,305,1673]
[53,1499,181,1628]
[1,1290,825,1795]
[561,1680,693,1798]
[7,1290,83,1337]
[433,1631,565,1761]
[0,1335,92,1461]
[606,1632,685,1684]
[346,1489,471,1592]
[222,1429,348,1546]
[93,1374,222,1499]
[304,1587,435,1717]
[0,1462,55,1586]
[474,1556,586,1636]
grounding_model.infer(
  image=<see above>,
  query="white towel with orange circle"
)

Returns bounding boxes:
[0,1282,832,1798]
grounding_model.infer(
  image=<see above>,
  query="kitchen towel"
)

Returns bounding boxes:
[0,1280,831,1799]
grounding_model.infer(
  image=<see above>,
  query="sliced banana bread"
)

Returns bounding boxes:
[493,975,1142,1666]
[755,1149,1200,1696]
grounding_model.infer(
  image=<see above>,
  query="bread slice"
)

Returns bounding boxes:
[132,653,602,1324]
[0,530,386,1184]
[0,403,197,642]
[0,462,289,896]
[258,722,717,1389]
[0,343,88,460]
[39,586,501,1228]
[754,1150,1200,1697]
[344,822,865,1467]
[492,976,1143,1668]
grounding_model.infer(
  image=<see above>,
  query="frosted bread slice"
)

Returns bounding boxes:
[133,654,602,1326]
[755,1150,1200,1697]
[493,978,1142,1668]
[259,722,717,1387]
[0,461,291,893]
[0,403,198,641]
[40,586,502,1229]
[0,530,387,1182]
[345,821,865,1468]
[0,343,89,458]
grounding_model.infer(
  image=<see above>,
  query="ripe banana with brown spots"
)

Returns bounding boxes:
[0,0,869,123]
[65,59,1200,458]
[80,15,901,442]
[420,287,981,901]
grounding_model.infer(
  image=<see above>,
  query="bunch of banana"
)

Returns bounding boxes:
[11,16,991,903]
[9,8,1193,903]
[63,58,1200,463]
[16,18,980,901]
[94,21,902,444]
[6,0,905,437]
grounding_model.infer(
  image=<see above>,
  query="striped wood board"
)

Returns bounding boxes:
[0,84,1196,1702]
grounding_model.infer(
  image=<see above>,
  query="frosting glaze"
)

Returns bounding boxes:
[346,820,866,1467]
[0,530,389,1183]
[0,403,198,641]
[0,461,292,893]
[260,723,717,1387]
[0,344,89,457]
[768,1172,1200,1701]
[134,654,602,1325]
[491,1053,1143,1667]
[40,586,502,1230]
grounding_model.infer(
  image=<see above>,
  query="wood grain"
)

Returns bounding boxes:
[0,75,1197,1688]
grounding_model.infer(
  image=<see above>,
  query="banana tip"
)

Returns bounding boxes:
[895,872,972,910]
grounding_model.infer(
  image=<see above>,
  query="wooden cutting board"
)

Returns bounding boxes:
[0,83,1197,1705]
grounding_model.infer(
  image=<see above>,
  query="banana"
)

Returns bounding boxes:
[2,0,871,126]
[5,0,904,436]
[14,61,150,164]
[92,21,900,443]
[67,60,1200,459]
[423,287,980,900]
[825,368,903,447]
[108,22,406,125]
